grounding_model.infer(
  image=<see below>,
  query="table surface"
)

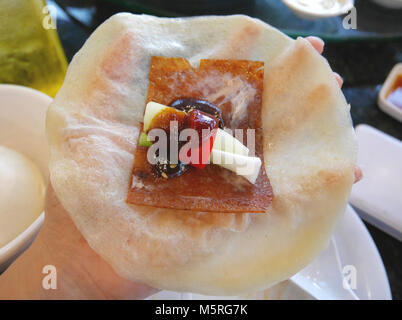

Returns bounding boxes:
[51,0,402,300]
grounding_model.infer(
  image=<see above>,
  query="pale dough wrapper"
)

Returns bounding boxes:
[46,14,357,295]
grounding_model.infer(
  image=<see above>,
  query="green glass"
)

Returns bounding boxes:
[0,0,67,97]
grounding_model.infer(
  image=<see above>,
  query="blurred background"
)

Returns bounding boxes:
[0,0,401,299]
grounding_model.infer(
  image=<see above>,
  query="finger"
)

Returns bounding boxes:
[306,36,325,54]
[334,72,343,88]
[354,167,363,183]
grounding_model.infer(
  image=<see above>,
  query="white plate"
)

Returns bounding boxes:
[292,205,391,300]
[148,205,391,300]
[350,124,402,241]
[0,84,51,272]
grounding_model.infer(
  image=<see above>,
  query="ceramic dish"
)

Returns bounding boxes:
[282,0,355,19]
[350,124,402,241]
[0,84,51,272]
[378,63,402,122]
[148,205,391,300]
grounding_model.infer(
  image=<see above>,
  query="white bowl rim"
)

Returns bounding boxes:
[282,0,355,18]
[0,83,53,101]
[0,213,45,263]
[0,84,51,266]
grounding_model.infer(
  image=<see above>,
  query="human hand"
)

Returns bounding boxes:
[0,185,157,299]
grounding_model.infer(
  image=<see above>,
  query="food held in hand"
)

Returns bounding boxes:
[46,14,357,295]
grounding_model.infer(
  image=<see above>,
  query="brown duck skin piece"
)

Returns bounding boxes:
[127,57,273,213]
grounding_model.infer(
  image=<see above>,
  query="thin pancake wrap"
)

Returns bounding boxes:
[46,14,357,295]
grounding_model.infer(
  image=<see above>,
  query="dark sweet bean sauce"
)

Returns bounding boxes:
[152,98,222,179]
[152,150,190,179]
[170,98,224,129]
